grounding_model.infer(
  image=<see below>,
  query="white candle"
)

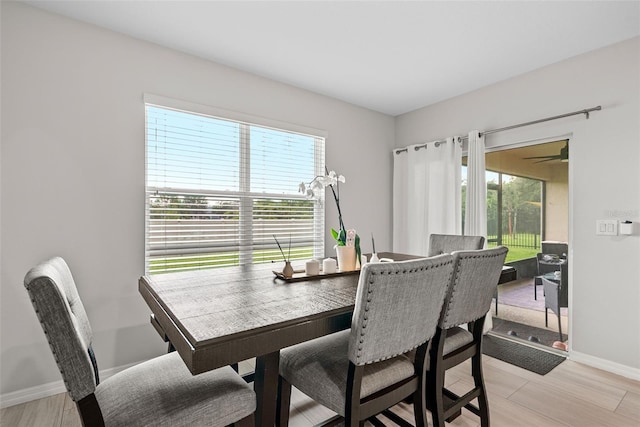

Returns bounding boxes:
[323,258,337,274]
[305,260,320,276]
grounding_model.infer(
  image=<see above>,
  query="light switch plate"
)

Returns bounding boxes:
[596,219,618,236]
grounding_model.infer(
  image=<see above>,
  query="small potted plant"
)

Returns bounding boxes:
[300,168,361,271]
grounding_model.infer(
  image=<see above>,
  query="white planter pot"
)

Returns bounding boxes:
[336,246,356,272]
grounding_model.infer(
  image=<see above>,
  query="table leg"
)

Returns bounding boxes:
[255,351,280,427]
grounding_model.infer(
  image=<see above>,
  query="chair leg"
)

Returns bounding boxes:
[427,367,445,427]
[345,363,364,427]
[557,312,563,342]
[545,308,549,327]
[276,376,291,427]
[76,394,105,427]
[472,353,490,427]
[234,413,254,427]
[427,331,447,427]
[470,323,490,427]
[412,345,428,427]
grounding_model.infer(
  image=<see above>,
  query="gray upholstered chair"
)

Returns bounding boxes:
[427,233,499,315]
[543,262,569,342]
[426,246,508,427]
[24,256,256,427]
[427,234,485,257]
[276,256,455,427]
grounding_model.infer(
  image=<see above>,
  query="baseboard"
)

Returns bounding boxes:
[569,350,640,381]
[0,361,138,409]
[0,379,67,409]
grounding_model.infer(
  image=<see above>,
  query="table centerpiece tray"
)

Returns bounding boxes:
[273,268,360,283]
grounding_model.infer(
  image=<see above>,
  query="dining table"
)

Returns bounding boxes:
[139,252,515,427]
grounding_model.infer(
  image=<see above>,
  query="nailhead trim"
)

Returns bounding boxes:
[353,257,458,364]
[442,249,507,326]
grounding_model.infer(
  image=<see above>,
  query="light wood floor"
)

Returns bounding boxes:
[2,355,639,427]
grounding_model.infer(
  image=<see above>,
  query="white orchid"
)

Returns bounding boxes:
[299,170,345,200]
[299,168,361,263]
[325,170,346,186]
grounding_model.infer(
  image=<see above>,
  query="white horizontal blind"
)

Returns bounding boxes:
[145,104,325,274]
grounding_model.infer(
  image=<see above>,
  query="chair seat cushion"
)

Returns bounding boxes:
[439,326,474,357]
[279,330,415,415]
[95,352,255,427]
[408,326,474,367]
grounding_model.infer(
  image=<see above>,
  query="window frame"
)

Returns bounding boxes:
[144,94,327,274]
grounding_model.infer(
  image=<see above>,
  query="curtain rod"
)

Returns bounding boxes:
[395,105,602,155]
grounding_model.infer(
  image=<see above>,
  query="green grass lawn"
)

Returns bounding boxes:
[487,233,540,262]
[150,248,314,273]
[489,244,537,263]
[151,239,538,273]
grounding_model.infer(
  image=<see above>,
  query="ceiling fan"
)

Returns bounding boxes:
[524,141,569,163]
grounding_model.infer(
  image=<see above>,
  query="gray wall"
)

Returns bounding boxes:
[1,2,395,399]
[396,36,640,374]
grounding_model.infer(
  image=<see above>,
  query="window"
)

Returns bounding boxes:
[145,101,325,274]
[462,165,543,263]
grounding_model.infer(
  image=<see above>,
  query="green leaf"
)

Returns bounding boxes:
[338,228,346,245]
[331,227,349,245]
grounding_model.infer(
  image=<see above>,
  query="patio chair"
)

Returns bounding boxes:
[542,262,569,342]
[534,252,565,300]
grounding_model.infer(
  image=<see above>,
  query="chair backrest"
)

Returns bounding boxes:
[427,234,485,257]
[537,253,564,275]
[24,257,98,401]
[439,247,508,329]
[348,255,454,366]
[541,241,568,258]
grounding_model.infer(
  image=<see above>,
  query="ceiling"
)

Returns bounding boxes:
[22,1,640,116]
[484,140,569,182]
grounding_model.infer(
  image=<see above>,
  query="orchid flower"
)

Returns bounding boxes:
[305,170,344,237]
[300,168,359,263]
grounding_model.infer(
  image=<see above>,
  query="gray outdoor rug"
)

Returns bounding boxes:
[482,334,566,375]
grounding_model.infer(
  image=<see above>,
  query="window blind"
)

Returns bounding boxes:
[145,104,325,274]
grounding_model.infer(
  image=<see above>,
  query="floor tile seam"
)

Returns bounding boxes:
[500,395,573,427]
[519,378,629,417]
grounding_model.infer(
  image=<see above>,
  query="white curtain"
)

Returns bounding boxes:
[465,130,487,242]
[393,137,462,255]
[465,130,492,333]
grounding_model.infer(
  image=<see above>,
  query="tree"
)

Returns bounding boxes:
[502,176,541,236]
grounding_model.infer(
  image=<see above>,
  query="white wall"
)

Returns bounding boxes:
[0,2,395,399]
[396,37,640,375]
[3,1,639,403]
